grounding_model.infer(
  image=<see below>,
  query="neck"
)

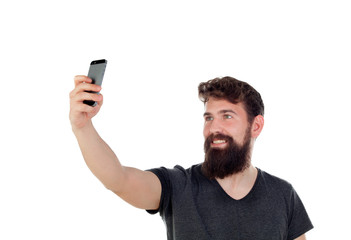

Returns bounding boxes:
[216,164,258,200]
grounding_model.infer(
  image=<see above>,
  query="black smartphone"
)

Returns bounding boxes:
[83,59,107,107]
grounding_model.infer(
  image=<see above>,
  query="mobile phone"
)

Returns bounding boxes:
[83,59,107,107]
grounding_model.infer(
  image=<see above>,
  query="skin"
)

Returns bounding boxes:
[69,75,161,210]
[69,78,306,239]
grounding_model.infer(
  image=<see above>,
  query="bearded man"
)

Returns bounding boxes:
[70,76,313,240]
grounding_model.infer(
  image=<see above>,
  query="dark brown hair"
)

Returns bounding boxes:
[198,76,264,123]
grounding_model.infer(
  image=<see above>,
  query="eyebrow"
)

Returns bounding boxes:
[203,109,237,117]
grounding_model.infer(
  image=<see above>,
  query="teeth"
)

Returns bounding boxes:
[213,140,226,144]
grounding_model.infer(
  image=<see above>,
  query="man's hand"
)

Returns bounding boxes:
[69,75,103,130]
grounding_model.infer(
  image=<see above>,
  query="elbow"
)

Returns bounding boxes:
[103,177,126,196]
[104,183,124,196]
[102,167,127,195]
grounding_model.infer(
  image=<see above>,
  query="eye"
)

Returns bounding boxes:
[204,116,214,121]
[223,114,233,119]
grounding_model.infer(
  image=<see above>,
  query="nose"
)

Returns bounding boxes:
[208,118,224,135]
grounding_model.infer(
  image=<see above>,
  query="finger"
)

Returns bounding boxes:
[70,83,102,98]
[72,91,103,103]
[72,101,97,114]
[74,75,92,87]
[77,82,101,93]
[94,94,104,107]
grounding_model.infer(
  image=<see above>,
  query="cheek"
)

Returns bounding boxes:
[234,126,250,143]
[224,123,244,140]
[203,123,210,137]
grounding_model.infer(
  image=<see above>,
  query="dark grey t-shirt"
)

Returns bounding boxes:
[147,164,313,240]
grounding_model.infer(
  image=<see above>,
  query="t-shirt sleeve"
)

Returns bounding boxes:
[145,167,171,216]
[287,187,314,240]
[145,165,188,219]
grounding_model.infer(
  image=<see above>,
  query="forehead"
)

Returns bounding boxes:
[204,98,247,116]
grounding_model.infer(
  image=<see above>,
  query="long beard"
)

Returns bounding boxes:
[202,128,252,180]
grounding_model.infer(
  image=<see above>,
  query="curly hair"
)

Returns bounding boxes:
[198,76,264,123]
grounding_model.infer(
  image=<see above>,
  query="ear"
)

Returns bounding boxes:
[251,115,264,139]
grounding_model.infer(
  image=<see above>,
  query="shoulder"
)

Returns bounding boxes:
[256,169,301,216]
[259,168,293,188]
[257,168,295,198]
[147,163,204,185]
[257,169,314,237]
[147,164,204,205]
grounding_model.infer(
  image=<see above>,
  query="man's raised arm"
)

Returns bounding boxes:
[69,75,161,210]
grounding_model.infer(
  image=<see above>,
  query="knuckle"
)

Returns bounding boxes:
[84,92,93,100]
[79,103,90,112]
[93,94,102,101]
[74,75,90,86]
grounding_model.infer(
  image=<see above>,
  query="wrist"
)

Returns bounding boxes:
[72,120,94,136]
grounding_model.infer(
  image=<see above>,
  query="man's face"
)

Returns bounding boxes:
[202,98,253,179]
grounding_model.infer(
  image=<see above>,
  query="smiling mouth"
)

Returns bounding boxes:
[212,140,227,144]
[211,139,228,148]
[205,133,232,150]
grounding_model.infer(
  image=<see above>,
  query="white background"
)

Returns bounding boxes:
[1,0,350,239]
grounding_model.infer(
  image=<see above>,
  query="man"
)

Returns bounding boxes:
[69,75,313,239]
